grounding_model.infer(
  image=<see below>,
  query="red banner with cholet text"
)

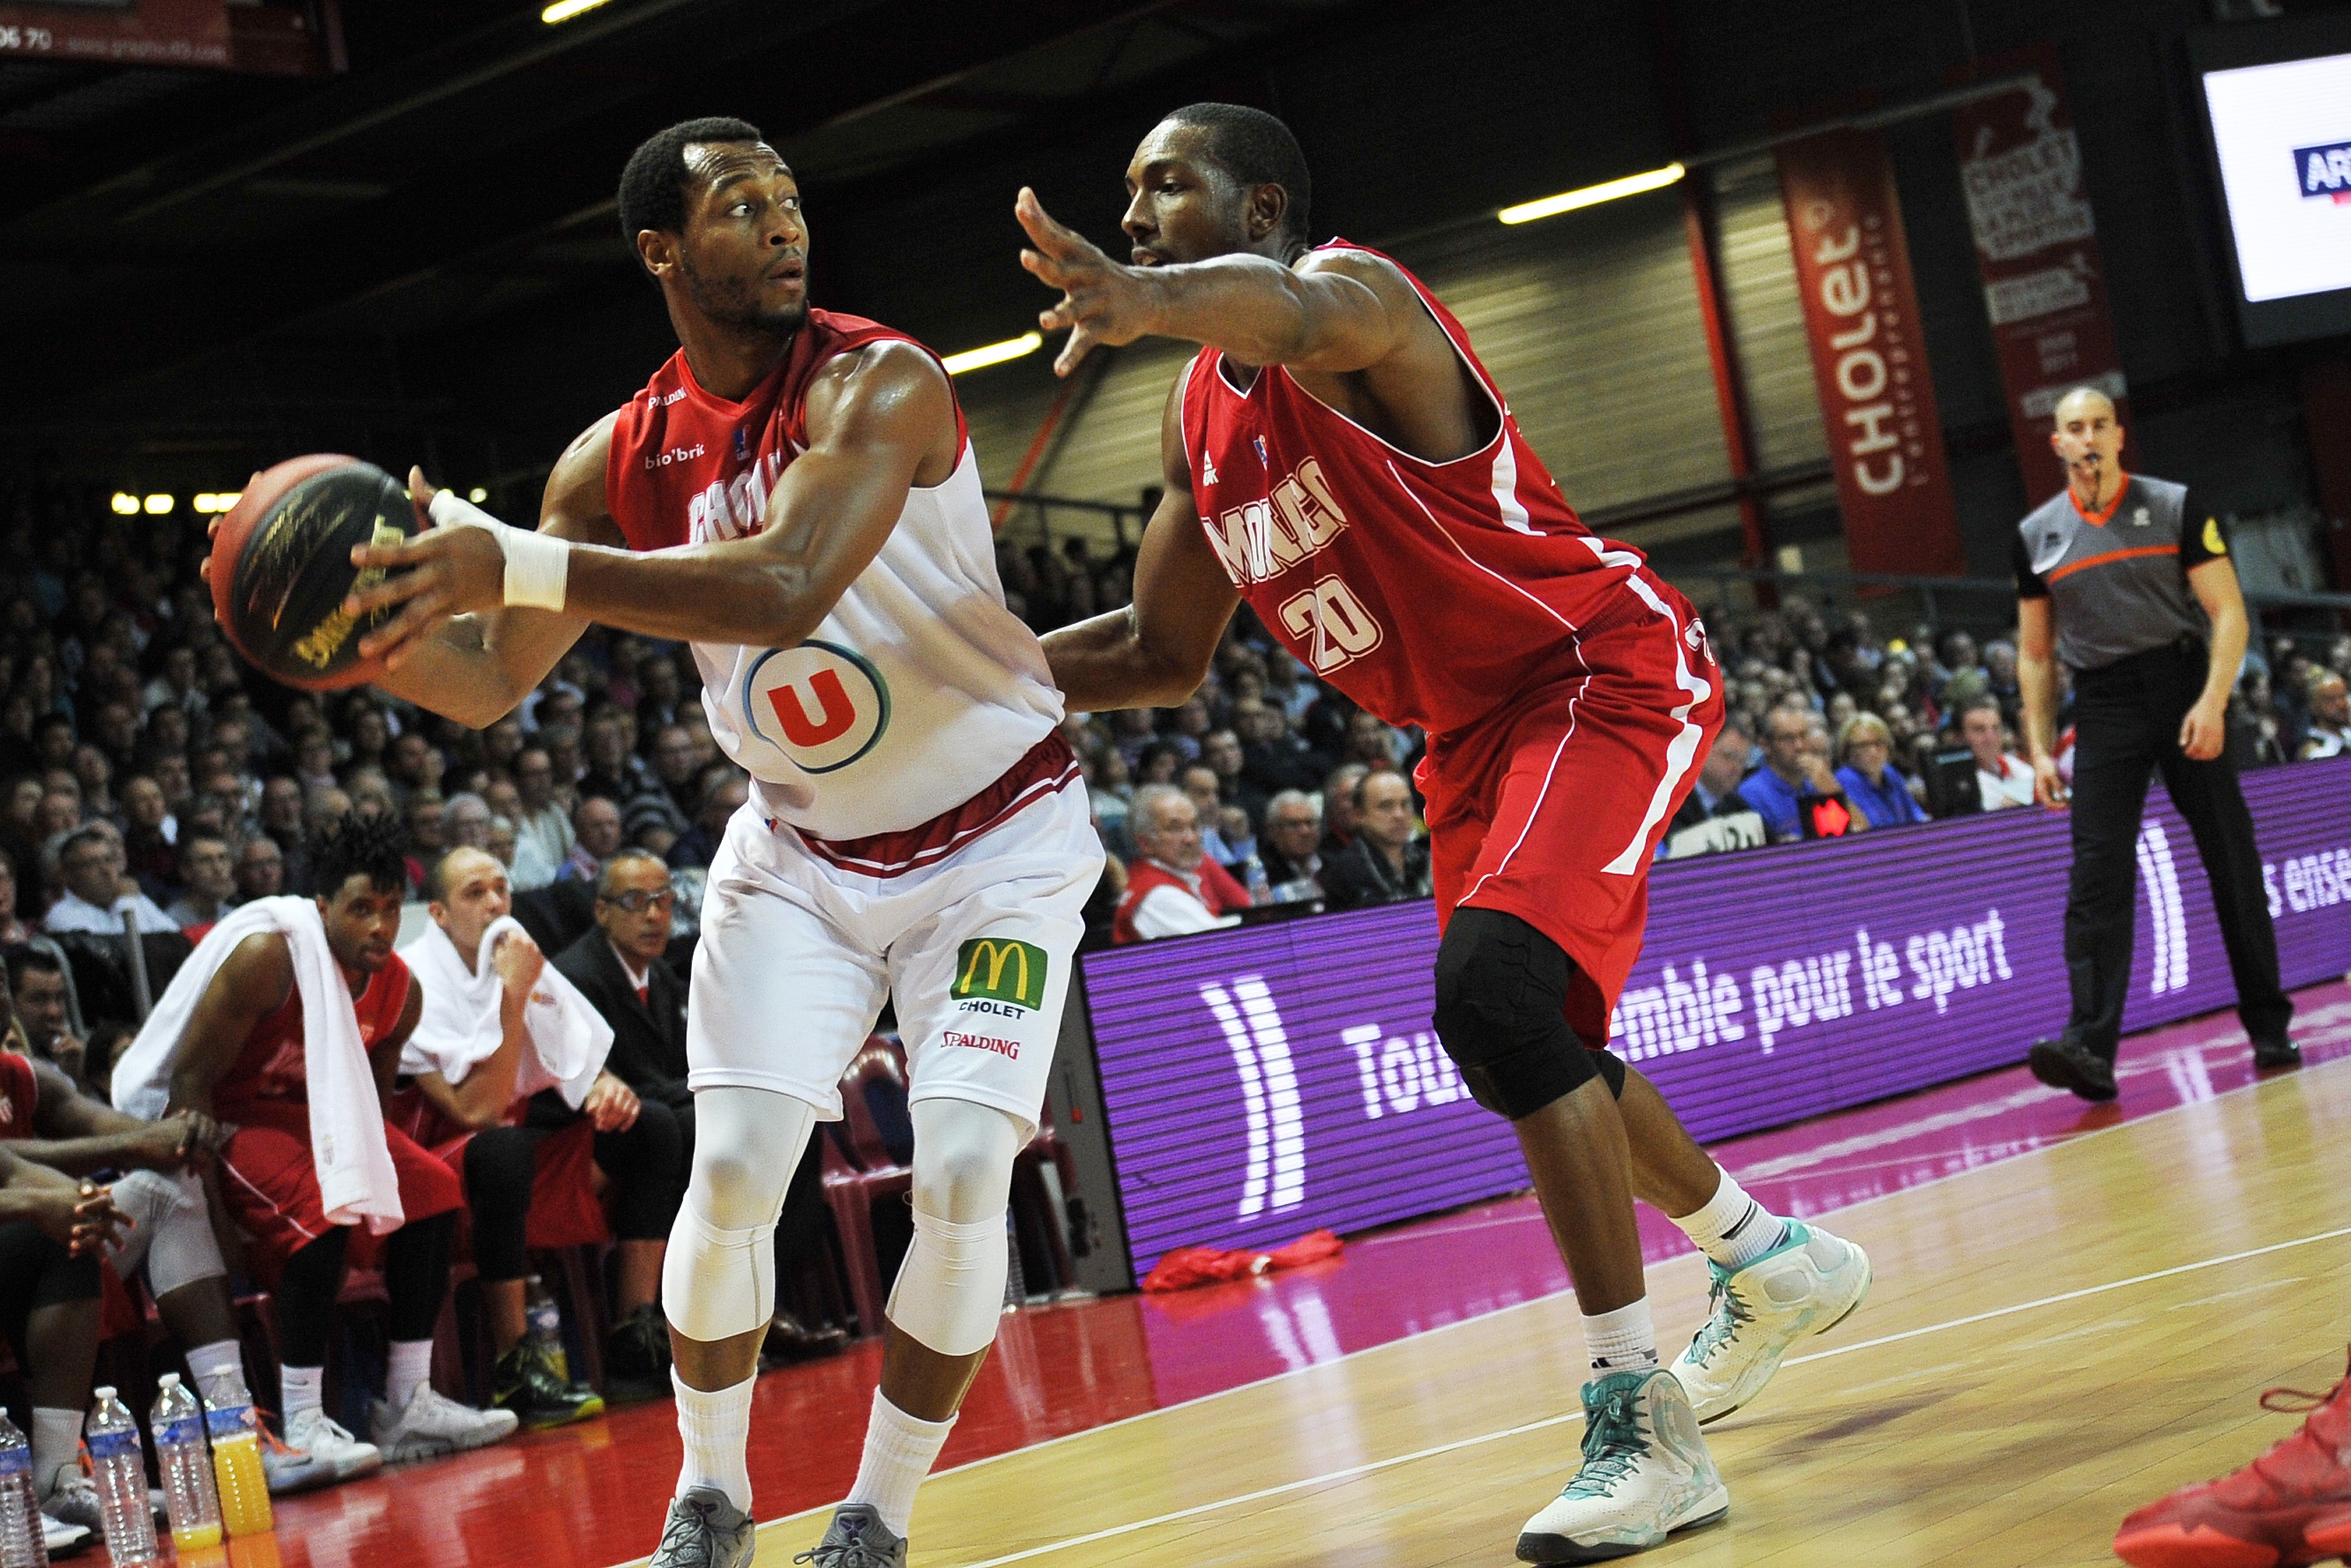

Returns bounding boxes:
[1776,128,1966,578]
[1951,46,2131,509]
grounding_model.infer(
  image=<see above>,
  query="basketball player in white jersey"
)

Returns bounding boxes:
[327,118,1101,1568]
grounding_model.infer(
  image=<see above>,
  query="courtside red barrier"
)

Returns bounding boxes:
[1053,758,2351,1284]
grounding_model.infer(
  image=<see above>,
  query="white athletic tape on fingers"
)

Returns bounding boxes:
[424,487,569,611]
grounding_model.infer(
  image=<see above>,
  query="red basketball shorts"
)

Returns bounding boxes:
[215,1097,465,1275]
[1419,588,1722,1050]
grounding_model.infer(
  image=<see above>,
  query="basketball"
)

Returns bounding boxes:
[208,455,422,692]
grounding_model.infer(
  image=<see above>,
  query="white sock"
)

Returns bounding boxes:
[31,1407,80,1497]
[844,1390,956,1538]
[1582,1297,1659,1378]
[1672,1170,1789,1272]
[185,1340,252,1408]
[673,1371,755,1512]
[385,1339,435,1413]
[279,1364,324,1423]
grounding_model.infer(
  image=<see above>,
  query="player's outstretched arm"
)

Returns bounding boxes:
[363,415,617,729]
[17,1056,214,1175]
[1042,381,1238,710]
[346,341,950,666]
[1016,188,1405,378]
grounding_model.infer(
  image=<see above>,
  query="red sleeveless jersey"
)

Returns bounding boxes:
[0,1051,34,1139]
[217,952,413,1109]
[604,307,965,551]
[1180,242,1670,737]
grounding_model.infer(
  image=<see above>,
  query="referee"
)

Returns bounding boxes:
[2015,387,2298,1102]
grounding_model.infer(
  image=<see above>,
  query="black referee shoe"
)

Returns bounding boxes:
[2028,1038,2117,1103]
[2251,1036,2303,1072]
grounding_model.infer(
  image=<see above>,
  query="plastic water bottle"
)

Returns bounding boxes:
[525,1275,569,1378]
[1245,858,1272,907]
[83,1388,157,1565]
[202,1394,272,1538]
[0,1412,48,1568]
[149,1375,221,1551]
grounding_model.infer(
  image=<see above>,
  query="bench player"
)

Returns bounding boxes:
[1017,104,1871,1563]
[331,117,1100,1568]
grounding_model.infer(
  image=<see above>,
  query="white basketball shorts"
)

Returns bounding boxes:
[685,777,1102,1136]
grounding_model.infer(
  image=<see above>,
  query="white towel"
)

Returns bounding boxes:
[396,917,610,1111]
[113,897,404,1235]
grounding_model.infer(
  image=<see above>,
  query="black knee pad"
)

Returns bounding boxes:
[1432,909,1607,1120]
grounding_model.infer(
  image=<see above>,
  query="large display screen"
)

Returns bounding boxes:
[1078,760,2351,1279]
[2191,19,2351,346]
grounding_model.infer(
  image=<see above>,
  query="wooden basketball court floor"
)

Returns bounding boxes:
[728,986,2351,1568]
[210,981,2351,1568]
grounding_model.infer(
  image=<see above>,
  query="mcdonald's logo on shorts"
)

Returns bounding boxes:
[952,938,1047,1012]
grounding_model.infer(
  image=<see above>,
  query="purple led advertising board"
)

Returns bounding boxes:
[1077,758,2351,1279]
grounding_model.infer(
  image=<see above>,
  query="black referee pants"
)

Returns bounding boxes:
[2062,641,2293,1061]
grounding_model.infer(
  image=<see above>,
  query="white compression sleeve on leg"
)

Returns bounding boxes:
[425,487,570,611]
[105,1169,226,1295]
[885,1100,1021,1357]
[663,1086,815,1343]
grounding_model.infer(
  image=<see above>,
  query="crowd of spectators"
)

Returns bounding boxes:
[4,502,2347,960]
[1019,539,2351,931]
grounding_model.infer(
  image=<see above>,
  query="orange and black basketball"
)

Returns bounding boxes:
[209,455,422,692]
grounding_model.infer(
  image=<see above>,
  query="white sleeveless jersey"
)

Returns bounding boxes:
[603,316,1061,843]
[691,447,1061,840]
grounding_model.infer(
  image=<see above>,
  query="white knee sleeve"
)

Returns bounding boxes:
[107,1169,225,1297]
[887,1100,1022,1356]
[907,1099,1021,1223]
[886,1211,1007,1357]
[663,1087,814,1343]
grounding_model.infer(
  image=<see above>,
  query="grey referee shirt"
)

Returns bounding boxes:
[2013,474,2228,673]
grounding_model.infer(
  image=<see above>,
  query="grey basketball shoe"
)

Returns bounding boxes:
[793,1503,907,1568]
[651,1487,757,1568]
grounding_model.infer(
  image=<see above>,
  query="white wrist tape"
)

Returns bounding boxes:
[426,488,570,611]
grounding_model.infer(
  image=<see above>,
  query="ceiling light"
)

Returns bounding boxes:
[540,0,613,22]
[468,487,488,502]
[110,493,139,516]
[144,494,175,515]
[1499,163,1685,225]
[212,491,242,513]
[941,332,1043,376]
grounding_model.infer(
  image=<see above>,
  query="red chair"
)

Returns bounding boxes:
[822,1039,914,1336]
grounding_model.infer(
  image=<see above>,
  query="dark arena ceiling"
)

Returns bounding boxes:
[6,0,1365,466]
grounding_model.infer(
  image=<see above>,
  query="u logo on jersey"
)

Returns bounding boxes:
[1199,455,1349,586]
[741,640,890,774]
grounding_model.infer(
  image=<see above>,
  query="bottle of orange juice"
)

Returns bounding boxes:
[201,1395,273,1537]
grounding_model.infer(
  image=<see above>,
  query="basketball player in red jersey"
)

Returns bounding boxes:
[324,118,1102,1568]
[145,815,517,1483]
[1020,104,1872,1563]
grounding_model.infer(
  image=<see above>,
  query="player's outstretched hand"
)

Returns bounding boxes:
[1017,187,1154,377]
[196,472,257,585]
[343,466,511,669]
